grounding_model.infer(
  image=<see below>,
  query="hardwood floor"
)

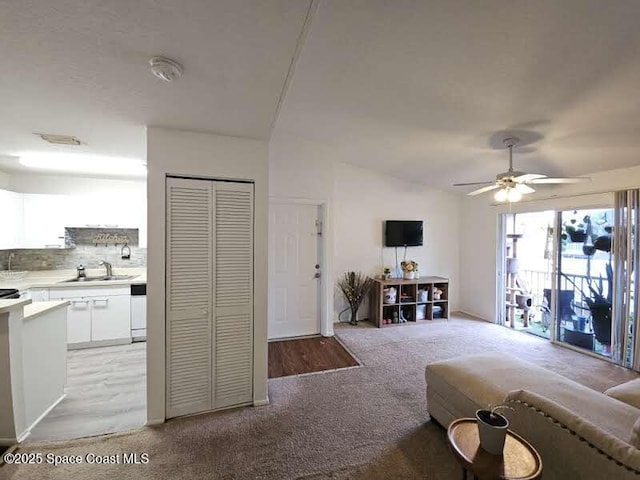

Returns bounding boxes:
[26,342,146,442]
[268,336,359,378]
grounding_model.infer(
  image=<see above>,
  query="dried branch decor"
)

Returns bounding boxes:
[337,271,374,325]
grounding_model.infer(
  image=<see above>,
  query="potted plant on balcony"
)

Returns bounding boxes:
[337,271,374,325]
[562,230,613,350]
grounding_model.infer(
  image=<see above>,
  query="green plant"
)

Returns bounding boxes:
[337,271,374,325]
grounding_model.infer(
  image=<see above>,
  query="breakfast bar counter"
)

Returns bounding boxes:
[0,298,68,445]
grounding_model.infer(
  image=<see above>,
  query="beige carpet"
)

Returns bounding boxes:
[4,316,638,479]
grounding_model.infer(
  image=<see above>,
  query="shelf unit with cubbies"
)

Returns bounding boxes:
[370,276,449,328]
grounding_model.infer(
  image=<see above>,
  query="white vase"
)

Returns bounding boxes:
[403,271,415,280]
[476,410,509,455]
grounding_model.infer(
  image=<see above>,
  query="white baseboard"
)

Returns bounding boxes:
[455,310,491,322]
[0,437,17,447]
[253,397,269,407]
[68,338,132,350]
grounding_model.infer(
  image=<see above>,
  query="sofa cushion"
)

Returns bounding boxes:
[605,379,640,410]
[630,417,640,449]
[425,353,640,442]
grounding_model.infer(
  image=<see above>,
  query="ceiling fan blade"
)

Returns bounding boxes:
[513,173,545,182]
[515,183,535,194]
[468,184,499,196]
[529,177,591,184]
[453,181,495,186]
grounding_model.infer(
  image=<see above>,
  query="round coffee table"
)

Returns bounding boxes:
[447,418,542,480]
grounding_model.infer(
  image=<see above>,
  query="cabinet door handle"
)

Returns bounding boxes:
[71,300,90,307]
[93,298,109,306]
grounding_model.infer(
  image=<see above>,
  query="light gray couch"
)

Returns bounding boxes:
[425,353,640,480]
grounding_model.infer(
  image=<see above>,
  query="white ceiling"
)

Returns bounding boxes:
[273,0,640,189]
[1,1,640,187]
[0,0,311,176]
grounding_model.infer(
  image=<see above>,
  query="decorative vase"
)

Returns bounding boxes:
[349,306,358,325]
[403,271,415,280]
[476,410,509,455]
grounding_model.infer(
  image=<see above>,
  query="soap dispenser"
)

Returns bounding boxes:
[76,264,86,280]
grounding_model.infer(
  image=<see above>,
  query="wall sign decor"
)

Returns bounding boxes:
[65,228,139,247]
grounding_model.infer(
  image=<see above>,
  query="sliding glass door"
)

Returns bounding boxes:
[498,194,640,371]
[498,211,555,338]
[556,208,613,358]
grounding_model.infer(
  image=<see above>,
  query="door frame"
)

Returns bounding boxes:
[269,196,333,338]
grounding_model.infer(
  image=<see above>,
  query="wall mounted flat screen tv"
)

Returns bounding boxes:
[385,220,423,247]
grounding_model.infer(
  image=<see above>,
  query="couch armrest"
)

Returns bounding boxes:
[505,389,640,474]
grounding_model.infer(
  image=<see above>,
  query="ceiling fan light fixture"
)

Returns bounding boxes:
[494,188,508,202]
[493,186,523,203]
[506,188,523,202]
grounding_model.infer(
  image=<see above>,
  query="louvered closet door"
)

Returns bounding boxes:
[166,178,213,418]
[213,182,254,408]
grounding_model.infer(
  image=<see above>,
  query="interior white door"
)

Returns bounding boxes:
[269,202,320,339]
[166,177,254,419]
[166,178,213,418]
[213,182,254,409]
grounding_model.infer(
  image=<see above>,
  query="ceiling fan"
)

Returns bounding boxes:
[454,137,590,202]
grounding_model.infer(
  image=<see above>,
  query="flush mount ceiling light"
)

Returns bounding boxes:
[149,56,183,82]
[18,152,146,176]
[35,133,82,146]
[453,135,590,203]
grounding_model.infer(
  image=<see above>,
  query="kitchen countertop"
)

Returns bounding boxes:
[0,298,31,314]
[23,300,70,321]
[0,268,146,290]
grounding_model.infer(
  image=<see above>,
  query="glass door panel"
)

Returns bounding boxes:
[556,208,614,357]
[500,211,555,338]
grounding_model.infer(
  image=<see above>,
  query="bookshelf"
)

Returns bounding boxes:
[370,276,449,327]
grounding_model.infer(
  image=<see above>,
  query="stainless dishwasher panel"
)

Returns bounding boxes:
[130,283,146,341]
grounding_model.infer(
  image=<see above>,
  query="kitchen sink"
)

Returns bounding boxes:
[60,275,137,283]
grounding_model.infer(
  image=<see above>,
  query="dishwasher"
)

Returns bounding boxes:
[130,283,147,341]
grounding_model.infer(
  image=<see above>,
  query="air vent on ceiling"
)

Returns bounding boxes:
[35,133,83,146]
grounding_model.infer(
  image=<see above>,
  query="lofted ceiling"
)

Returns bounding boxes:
[1,1,640,186]
[273,0,640,190]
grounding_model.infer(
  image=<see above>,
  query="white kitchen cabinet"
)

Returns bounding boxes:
[91,295,131,341]
[28,288,50,301]
[49,286,131,347]
[0,189,146,250]
[22,194,68,248]
[0,188,24,249]
[66,298,92,344]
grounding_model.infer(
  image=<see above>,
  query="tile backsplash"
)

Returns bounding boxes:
[0,245,147,271]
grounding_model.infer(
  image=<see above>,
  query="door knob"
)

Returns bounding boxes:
[314,272,321,278]
[315,264,320,269]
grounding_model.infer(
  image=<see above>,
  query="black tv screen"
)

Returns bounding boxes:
[385,220,423,247]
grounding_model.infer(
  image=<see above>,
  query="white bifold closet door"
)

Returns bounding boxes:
[166,177,254,418]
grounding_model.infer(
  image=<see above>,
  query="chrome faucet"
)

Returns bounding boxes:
[99,260,113,277]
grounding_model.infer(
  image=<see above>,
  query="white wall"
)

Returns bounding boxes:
[146,127,269,424]
[269,136,462,326]
[333,163,461,318]
[459,164,640,322]
[0,173,147,249]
